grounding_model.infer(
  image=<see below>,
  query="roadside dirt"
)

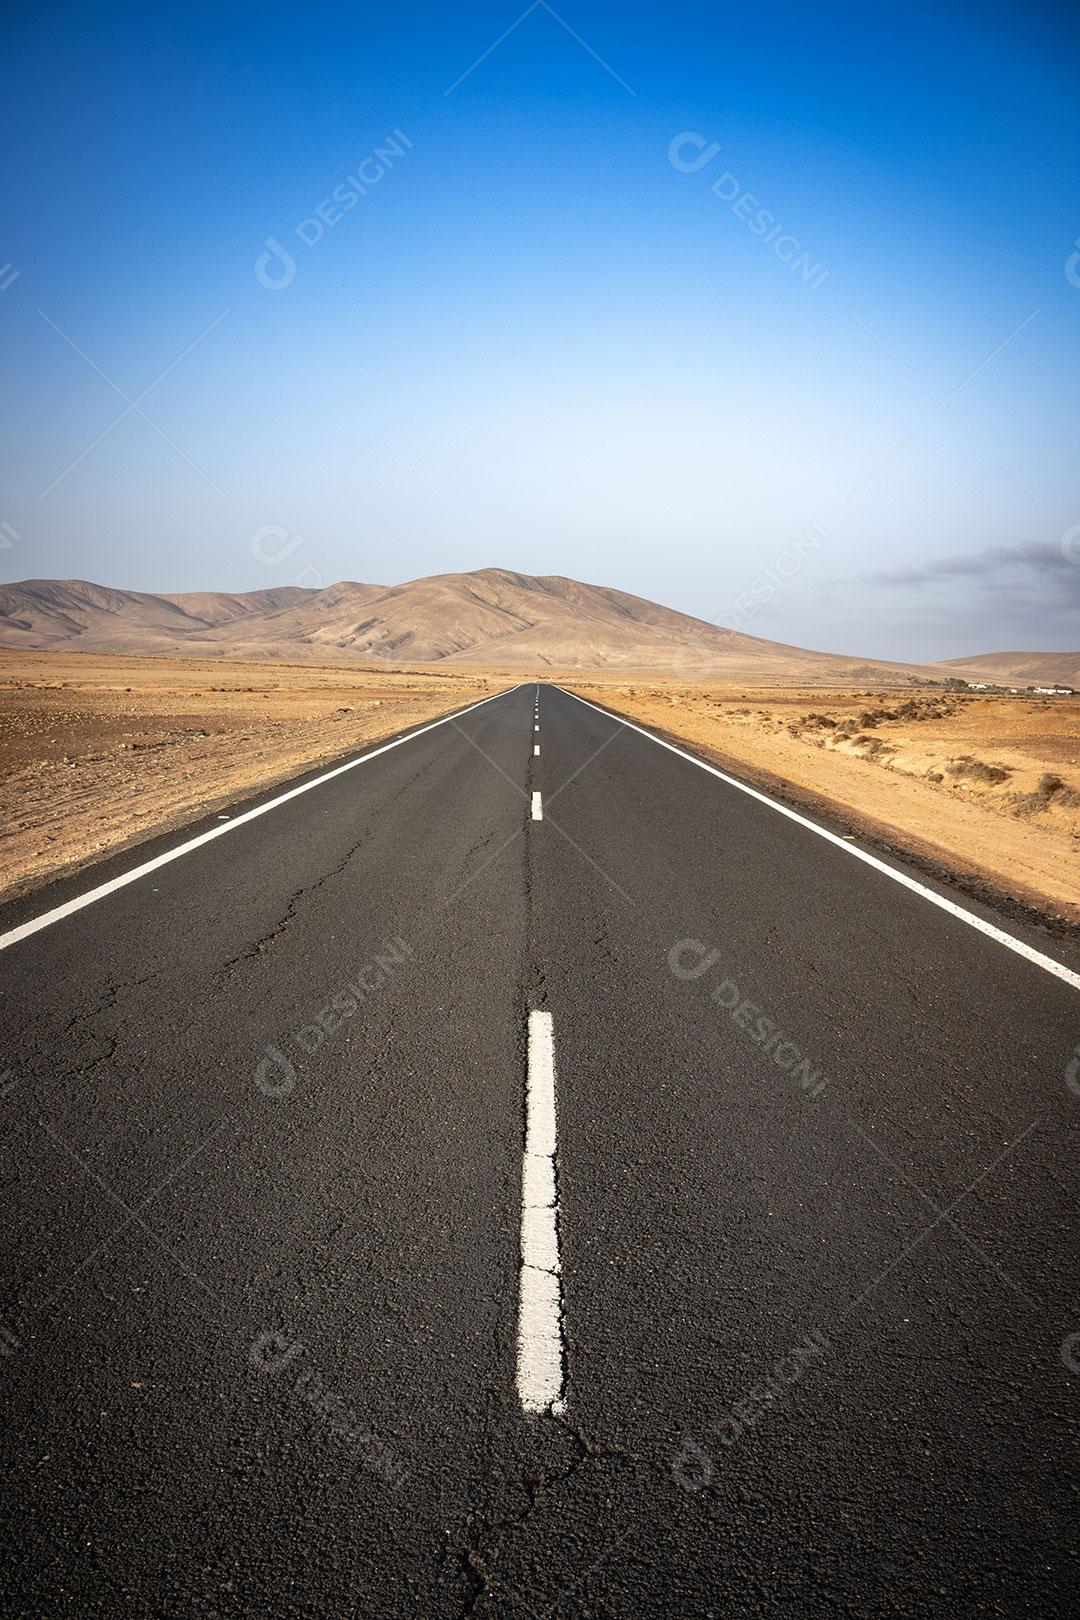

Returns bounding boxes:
[0,651,499,902]
[5,651,1077,932]
[568,681,1080,930]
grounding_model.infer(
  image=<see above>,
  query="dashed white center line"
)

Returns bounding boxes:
[516,1010,566,1415]
[534,744,540,756]
[531,791,543,820]
[534,724,539,732]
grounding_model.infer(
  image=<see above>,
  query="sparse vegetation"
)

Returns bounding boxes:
[571,679,1080,924]
[945,756,1012,786]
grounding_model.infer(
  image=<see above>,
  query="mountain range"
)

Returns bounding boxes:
[0,569,1075,687]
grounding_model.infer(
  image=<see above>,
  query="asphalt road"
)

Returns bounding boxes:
[2,681,1079,1617]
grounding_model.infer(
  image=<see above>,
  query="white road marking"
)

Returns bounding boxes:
[534,745,540,756]
[531,792,543,821]
[517,1009,565,1415]
[559,688,1080,994]
[534,724,539,732]
[0,685,523,953]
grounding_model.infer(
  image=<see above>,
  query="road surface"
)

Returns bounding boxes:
[2,681,1078,1616]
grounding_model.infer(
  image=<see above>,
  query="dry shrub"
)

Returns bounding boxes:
[1009,790,1053,817]
[945,756,1012,786]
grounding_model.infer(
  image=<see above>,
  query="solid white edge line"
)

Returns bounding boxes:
[517,1009,565,1415]
[0,684,525,953]
[531,792,543,821]
[558,687,1080,995]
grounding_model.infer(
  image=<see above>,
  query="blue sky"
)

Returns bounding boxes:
[1,0,1078,660]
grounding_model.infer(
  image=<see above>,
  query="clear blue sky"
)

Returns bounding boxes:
[2,0,1078,659]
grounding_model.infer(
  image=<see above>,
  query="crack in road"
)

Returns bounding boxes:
[218,826,377,977]
[458,1418,634,1617]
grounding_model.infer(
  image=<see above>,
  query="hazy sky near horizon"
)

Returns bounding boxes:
[2,0,1078,662]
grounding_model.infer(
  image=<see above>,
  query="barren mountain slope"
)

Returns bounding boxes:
[2,567,1068,684]
[938,650,1080,688]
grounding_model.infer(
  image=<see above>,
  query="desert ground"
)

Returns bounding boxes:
[0,651,497,901]
[2,651,1077,928]
[567,678,1080,928]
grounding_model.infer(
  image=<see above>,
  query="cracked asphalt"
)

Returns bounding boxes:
[2,682,1079,1616]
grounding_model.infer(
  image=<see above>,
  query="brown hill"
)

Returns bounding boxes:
[938,651,1080,689]
[0,579,205,651]
[161,588,310,626]
[0,566,1031,685]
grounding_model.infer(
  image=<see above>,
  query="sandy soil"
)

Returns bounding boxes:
[569,680,1080,929]
[0,652,500,902]
[4,651,1077,930]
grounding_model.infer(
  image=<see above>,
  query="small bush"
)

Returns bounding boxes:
[945,756,1012,785]
[1009,790,1051,817]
